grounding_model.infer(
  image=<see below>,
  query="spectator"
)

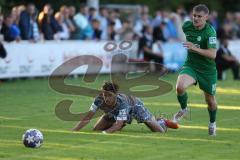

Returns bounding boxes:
[151,10,162,27]
[54,12,70,40]
[153,22,166,42]
[38,4,62,40]
[109,9,122,34]
[19,3,40,41]
[1,13,21,42]
[209,10,219,31]
[59,5,75,34]
[119,20,134,40]
[235,12,240,38]
[107,21,117,41]
[91,19,102,40]
[0,9,4,41]
[11,5,25,25]
[88,7,98,23]
[216,38,240,80]
[176,5,190,22]
[134,12,151,38]
[68,5,78,39]
[138,25,163,69]
[98,7,109,40]
[73,5,93,40]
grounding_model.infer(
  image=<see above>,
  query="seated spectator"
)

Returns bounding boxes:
[138,25,163,71]
[1,13,21,42]
[19,3,40,41]
[216,38,240,80]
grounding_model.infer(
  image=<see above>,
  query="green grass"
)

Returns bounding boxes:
[0,73,240,160]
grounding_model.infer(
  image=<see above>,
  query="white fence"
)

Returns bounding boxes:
[0,40,239,79]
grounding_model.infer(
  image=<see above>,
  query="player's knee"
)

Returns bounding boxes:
[176,85,185,94]
[206,98,217,109]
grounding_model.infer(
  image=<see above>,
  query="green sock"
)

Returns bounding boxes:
[177,92,188,110]
[208,108,217,123]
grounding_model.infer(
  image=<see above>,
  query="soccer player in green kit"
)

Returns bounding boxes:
[173,4,218,136]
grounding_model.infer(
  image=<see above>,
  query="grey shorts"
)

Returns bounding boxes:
[131,99,153,123]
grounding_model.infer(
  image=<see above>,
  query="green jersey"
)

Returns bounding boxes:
[182,21,217,73]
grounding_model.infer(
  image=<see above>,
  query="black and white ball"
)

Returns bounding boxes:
[22,129,43,148]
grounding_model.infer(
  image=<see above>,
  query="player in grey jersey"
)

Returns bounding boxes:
[72,82,178,133]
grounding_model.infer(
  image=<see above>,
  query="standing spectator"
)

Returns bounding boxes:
[119,20,134,40]
[38,4,62,40]
[98,7,109,40]
[151,10,162,27]
[216,38,240,80]
[54,12,70,40]
[88,7,98,23]
[107,21,116,41]
[73,5,93,40]
[108,9,122,35]
[209,10,219,31]
[11,5,25,25]
[1,13,21,42]
[134,12,151,38]
[68,5,78,39]
[153,22,167,42]
[19,3,40,41]
[91,19,102,40]
[59,5,75,34]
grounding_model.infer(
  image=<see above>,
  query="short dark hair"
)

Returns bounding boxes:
[102,82,119,93]
[193,4,209,14]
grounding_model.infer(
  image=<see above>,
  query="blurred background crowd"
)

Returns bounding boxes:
[0,0,240,80]
[1,2,240,42]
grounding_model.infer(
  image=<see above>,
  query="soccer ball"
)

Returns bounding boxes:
[22,129,43,148]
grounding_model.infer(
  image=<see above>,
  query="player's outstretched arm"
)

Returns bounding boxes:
[72,111,95,131]
[104,120,125,133]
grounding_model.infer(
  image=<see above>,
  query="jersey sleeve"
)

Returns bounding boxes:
[89,96,103,112]
[207,28,217,49]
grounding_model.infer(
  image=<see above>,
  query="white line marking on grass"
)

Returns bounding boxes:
[0,125,238,145]
[187,87,240,95]
[145,102,240,110]
[180,125,240,132]
[0,116,22,120]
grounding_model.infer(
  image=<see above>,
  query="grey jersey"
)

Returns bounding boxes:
[90,93,152,123]
[90,93,137,121]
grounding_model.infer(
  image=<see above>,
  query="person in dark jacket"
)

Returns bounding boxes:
[19,3,39,40]
[216,38,240,80]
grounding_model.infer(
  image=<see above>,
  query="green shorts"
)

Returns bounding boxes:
[179,66,217,95]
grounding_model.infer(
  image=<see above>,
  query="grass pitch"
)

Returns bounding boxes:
[0,73,239,160]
